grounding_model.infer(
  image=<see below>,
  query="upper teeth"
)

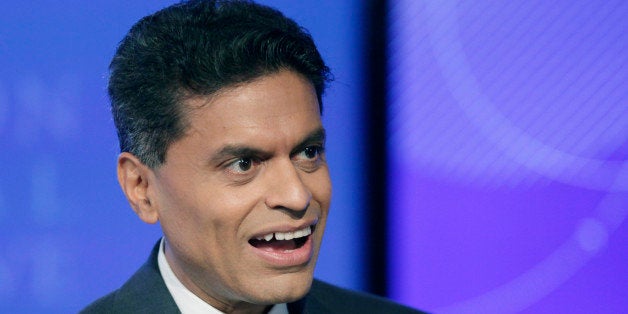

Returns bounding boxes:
[256,226,312,241]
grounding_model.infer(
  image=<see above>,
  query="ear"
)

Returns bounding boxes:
[117,152,160,224]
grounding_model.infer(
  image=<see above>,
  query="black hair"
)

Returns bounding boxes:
[109,0,331,168]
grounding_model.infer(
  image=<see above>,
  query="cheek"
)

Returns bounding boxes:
[310,169,332,200]
[155,182,224,241]
[202,188,263,232]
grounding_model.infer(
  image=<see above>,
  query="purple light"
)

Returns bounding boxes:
[387,0,628,312]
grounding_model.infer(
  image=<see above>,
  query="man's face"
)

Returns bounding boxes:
[148,70,331,310]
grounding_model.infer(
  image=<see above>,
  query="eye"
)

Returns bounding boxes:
[293,145,325,172]
[226,157,258,174]
[302,146,321,159]
[235,157,252,171]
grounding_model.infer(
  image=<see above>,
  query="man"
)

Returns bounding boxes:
[82,1,424,313]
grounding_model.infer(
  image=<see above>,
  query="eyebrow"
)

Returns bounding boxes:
[210,146,271,165]
[210,127,326,165]
[290,127,326,156]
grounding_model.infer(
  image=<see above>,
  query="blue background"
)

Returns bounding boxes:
[0,1,366,312]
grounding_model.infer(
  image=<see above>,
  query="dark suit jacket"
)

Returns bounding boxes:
[81,242,425,313]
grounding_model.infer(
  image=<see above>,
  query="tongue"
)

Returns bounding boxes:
[252,239,297,251]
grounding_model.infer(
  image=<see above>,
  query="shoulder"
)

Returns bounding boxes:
[300,279,427,314]
[80,290,118,314]
[81,279,178,314]
[80,241,179,314]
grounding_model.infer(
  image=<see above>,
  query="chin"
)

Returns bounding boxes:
[245,271,314,304]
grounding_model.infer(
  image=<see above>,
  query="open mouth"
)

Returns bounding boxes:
[248,225,314,251]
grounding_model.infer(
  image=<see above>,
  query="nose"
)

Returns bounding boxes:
[264,158,312,214]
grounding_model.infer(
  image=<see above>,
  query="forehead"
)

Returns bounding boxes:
[180,70,322,145]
